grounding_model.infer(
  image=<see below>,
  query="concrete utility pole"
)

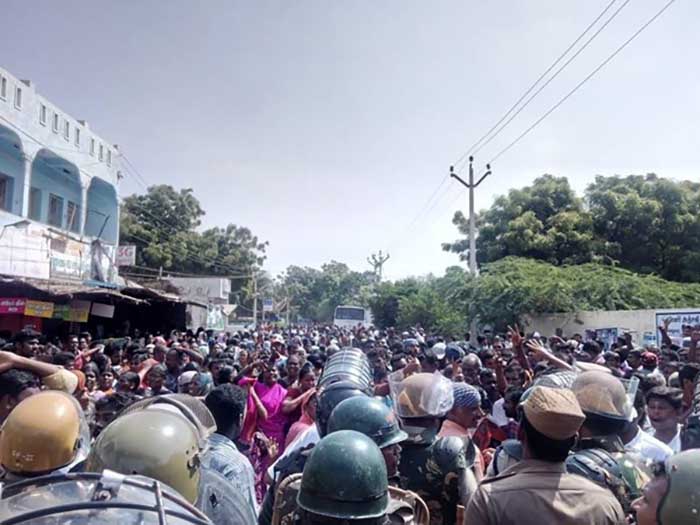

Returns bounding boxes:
[367,250,390,281]
[449,157,492,275]
[450,157,492,339]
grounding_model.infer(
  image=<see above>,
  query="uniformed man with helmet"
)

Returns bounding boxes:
[632,448,700,525]
[86,394,255,524]
[571,370,653,502]
[392,372,478,525]
[466,385,624,524]
[327,396,408,482]
[0,390,90,481]
[326,395,430,524]
[278,430,391,525]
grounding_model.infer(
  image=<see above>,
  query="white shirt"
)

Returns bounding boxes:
[650,424,682,454]
[625,427,674,463]
[266,424,320,481]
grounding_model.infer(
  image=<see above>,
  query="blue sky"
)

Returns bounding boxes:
[2,0,698,279]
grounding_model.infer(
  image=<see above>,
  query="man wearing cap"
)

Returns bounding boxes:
[465,386,625,524]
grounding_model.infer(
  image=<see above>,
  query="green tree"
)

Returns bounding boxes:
[459,257,700,330]
[275,261,376,322]
[120,185,267,277]
[585,174,700,281]
[443,175,595,266]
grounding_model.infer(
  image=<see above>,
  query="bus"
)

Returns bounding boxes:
[333,305,372,328]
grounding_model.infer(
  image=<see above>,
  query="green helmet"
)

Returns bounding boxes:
[316,381,369,437]
[86,405,205,503]
[327,396,407,449]
[566,448,633,514]
[297,430,389,520]
[658,449,700,524]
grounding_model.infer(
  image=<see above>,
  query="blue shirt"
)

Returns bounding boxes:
[204,432,258,520]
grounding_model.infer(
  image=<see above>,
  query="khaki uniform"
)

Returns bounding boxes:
[465,459,626,525]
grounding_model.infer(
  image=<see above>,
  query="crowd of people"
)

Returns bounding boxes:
[1,320,700,524]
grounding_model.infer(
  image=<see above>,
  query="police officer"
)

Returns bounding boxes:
[466,386,624,524]
[632,449,700,525]
[571,370,653,501]
[86,394,252,524]
[0,390,90,481]
[289,430,390,525]
[327,395,407,482]
[394,372,478,525]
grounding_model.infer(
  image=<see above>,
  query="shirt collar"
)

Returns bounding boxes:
[501,458,568,476]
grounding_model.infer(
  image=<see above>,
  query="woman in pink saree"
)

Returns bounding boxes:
[239,364,288,502]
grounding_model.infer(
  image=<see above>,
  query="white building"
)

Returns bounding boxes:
[0,66,121,284]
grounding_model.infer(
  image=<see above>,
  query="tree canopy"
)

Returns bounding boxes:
[275,261,376,322]
[119,185,267,277]
[443,173,700,282]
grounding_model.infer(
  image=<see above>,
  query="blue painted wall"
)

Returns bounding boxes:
[0,145,23,214]
[30,159,82,228]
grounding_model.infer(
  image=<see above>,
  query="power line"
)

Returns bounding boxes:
[488,0,678,164]
[472,0,632,157]
[452,0,622,169]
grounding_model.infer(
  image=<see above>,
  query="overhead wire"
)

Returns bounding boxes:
[394,0,628,250]
[471,0,633,157]
[452,0,623,169]
[487,0,678,164]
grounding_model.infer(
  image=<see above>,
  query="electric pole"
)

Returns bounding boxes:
[450,157,492,336]
[367,250,390,282]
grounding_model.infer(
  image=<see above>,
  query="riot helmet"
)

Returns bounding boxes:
[657,449,700,524]
[316,380,368,437]
[297,430,389,520]
[0,390,90,479]
[0,470,212,524]
[566,448,633,514]
[571,371,633,436]
[86,395,214,503]
[393,372,453,419]
[327,396,407,449]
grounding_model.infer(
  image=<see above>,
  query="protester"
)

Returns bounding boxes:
[204,383,258,522]
[4,319,700,524]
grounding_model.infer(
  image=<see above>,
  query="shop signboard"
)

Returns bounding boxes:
[0,298,26,314]
[24,300,54,318]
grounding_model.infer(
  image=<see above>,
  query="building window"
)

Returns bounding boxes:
[63,121,70,141]
[75,127,80,146]
[0,175,10,211]
[90,138,95,156]
[98,144,104,161]
[14,87,22,109]
[106,149,112,166]
[0,77,6,100]
[52,113,59,133]
[29,187,41,221]
[40,104,47,125]
[48,193,64,227]
[66,201,80,233]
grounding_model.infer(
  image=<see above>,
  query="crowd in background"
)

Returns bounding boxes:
[1,318,699,524]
